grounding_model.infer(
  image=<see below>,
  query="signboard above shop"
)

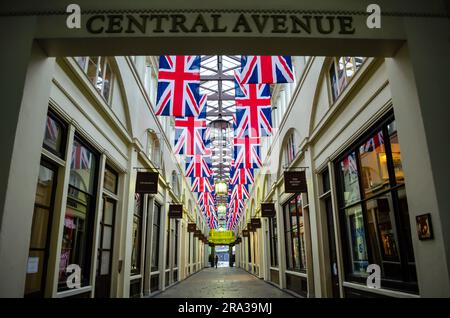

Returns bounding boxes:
[135,171,159,194]
[261,203,276,218]
[284,170,307,193]
[168,204,183,219]
[251,218,261,229]
[187,223,197,232]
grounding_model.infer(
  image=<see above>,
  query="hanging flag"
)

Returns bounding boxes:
[234,71,273,138]
[173,95,209,155]
[203,204,215,218]
[233,136,262,169]
[229,198,244,213]
[191,176,214,193]
[185,154,212,179]
[230,167,254,185]
[230,184,250,201]
[240,56,294,84]
[208,215,218,229]
[197,192,216,210]
[155,55,201,117]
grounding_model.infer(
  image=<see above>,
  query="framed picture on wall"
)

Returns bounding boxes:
[416,213,433,240]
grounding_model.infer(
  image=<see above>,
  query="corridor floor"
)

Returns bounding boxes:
[154,267,294,298]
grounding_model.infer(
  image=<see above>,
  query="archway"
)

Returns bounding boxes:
[0,0,449,298]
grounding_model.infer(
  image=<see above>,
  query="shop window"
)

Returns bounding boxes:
[150,274,159,292]
[95,195,116,298]
[284,133,296,166]
[321,168,340,297]
[103,165,118,194]
[335,112,418,293]
[246,235,252,264]
[193,234,197,265]
[269,217,278,267]
[151,203,161,272]
[130,193,143,275]
[75,56,114,102]
[283,194,307,272]
[166,219,171,269]
[329,57,365,102]
[43,110,67,158]
[322,168,330,193]
[25,161,58,297]
[58,136,98,291]
[129,278,141,298]
[188,231,191,267]
[174,220,179,267]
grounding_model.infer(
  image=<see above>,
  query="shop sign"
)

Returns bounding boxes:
[135,171,159,194]
[284,170,307,193]
[168,204,183,218]
[261,203,276,217]
[187,223,196,232]
[251,218,261,228]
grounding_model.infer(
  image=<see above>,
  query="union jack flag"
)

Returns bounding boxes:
[45,117,59,145]
[341,152,358,174]
[362,130,384,153]
[240,56,294,84]
[185,154,212,179]
[229,198,244,213]
[208,215,218,229]
[230,167,254,185]
[197,192,216,210]
[191,176,214,193]
[234,136,262,169]
[230,184,250,201]
[234,71,273,138]
[155,55,201,117]
[227,201,243,229]
[71,142,91,170]
[173,95,209,155]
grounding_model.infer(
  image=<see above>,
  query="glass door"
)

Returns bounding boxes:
[95,197,116,298]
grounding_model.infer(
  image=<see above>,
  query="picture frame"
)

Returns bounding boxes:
[416,213,433,240]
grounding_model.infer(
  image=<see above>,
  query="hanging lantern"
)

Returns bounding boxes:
[215,180,228,196]
[217,204,227,214]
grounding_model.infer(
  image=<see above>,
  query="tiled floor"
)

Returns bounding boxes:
[154,267,294,298]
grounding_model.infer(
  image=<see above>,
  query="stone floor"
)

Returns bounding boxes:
[154,267,295,298]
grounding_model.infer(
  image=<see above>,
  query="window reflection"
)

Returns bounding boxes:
[340,152,360,206]
[336,115,418,292]
[58,138,97,290]
[345,204,368,275]
[388,121,404,184]
[43,115,64,156]
[284,195,306,272]
[131,194,142,275]
[359,130,389,198]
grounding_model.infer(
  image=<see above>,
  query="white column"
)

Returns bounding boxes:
[386,15,450,296]
[0,30,55,297]
[117,145,138,297]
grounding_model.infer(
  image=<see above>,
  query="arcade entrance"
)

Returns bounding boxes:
[0,1,449,298]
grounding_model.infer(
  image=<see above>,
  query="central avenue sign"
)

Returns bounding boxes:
[84,13,356,35]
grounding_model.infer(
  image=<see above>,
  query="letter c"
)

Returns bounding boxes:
[87,15,105,34]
